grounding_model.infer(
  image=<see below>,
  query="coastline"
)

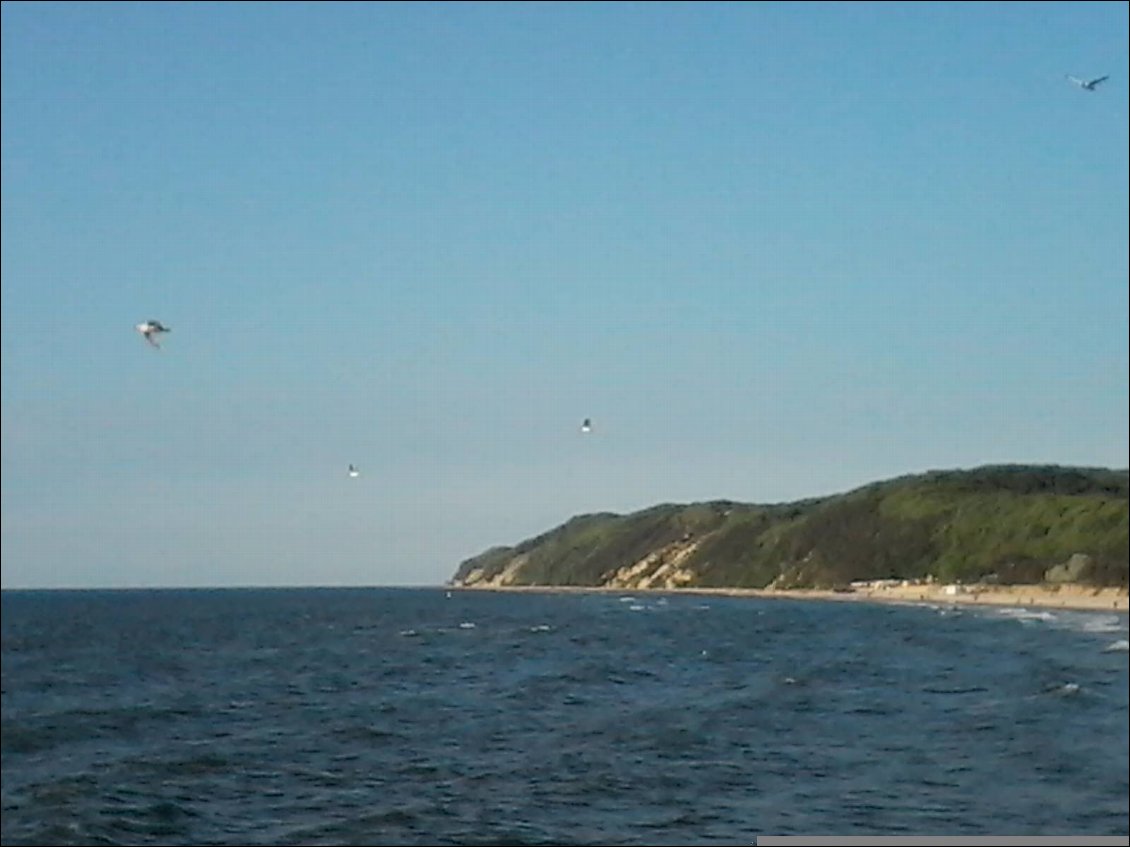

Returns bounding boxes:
[454,582,1129,613]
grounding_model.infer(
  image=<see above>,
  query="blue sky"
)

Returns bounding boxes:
[3,1,1127,589]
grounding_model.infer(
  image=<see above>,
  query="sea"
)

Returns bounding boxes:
[1,587,1127,845]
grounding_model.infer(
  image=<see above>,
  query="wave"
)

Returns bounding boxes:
[1073,615,1128,634]
[993,607,1058,622]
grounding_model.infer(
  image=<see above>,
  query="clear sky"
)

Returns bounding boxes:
[2,1,1127,590]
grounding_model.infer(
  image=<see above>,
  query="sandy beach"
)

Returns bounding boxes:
[456,581,1129,613]
[701,582,1128,612]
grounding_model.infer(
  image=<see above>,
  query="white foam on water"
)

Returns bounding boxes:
[1074,615,1127,634]
[1102,639,1129,652]
[1039,609,1129,639]
[1034,681,1083,699]
[986,607,1130,648]
[993,607,1058,623]
[458,621,476,629]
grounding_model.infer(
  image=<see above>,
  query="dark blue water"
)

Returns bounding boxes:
[2,587,1127,844]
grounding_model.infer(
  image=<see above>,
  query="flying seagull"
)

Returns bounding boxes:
[348,464,360,478]
[1066,74,1109,91]
[136,320,170,348]
[580,418,592,433]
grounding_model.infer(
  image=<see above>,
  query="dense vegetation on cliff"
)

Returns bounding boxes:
[451,465,1129,590]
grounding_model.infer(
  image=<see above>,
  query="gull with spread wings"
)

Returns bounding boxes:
[1066,74,1109,91]
[136,320,171,348]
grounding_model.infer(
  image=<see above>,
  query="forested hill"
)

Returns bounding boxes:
[450,465,1129,590]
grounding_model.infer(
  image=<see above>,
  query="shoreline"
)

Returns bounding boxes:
[453,582,1129,613]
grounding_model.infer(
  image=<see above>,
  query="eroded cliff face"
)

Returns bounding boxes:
[457,553,531,587]
[602,538,700,589]
[455,540,702,589]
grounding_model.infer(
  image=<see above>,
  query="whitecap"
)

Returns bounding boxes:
[458,621,476,629]
[1040,681,1081,696]
[994,607,1057,623]
[529,624,552,633]
[1074,615,1127,634]
[1102,639,1129,652]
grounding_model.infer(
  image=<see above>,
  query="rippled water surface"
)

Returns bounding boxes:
[2,587,1127,844]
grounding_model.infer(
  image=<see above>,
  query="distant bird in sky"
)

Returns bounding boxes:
[1066,74,1109,91]
[135,320,170,348]
[348,464,360,478]
[580,418,592,433]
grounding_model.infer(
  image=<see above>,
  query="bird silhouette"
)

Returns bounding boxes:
[1066,74,1109,91]
[135,320,170,348]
